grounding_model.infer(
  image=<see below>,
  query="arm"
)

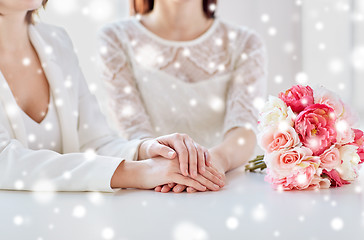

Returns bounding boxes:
[98,25,154,140]
[0,123,124,192]
[110,156,221,191]
[212,31,267,173]
[209,127,257,173]
[0,123,210,192]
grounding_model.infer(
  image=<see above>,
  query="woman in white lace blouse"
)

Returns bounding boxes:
[98,0,267,193]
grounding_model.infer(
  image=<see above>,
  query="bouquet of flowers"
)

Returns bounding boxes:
[246,85,364,190]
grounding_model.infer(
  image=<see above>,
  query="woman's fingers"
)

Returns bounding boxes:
[149,142,176,159]
[186,187,197,193]
[207,165,225,181]
[195,145,206,174]
[155,133,209,180]
[154,185,162,192]
[184,138,198,178]
[167,136,190,176]
[201,168,225,188]
[161,184,173,193]
[205,151,212,167]
[173,175,206,192]
[194,173,222,191]
[172,184,187,193]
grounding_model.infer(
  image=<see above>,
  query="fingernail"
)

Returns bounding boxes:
[219,180,224,186]
[168,151,175,158]
[176,186,181,191]
[213,184,220,190]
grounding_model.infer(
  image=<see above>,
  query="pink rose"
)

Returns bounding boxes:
[295,104,337,156]
[279,85,314,112]
[265,156,320,190]
[319,146,341,170]
[265,147,313,178]
[352,129,364,164]
[322,169,350,187]
[259,125,300,153]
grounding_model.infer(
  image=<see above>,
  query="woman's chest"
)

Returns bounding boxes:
[0,50,50,123]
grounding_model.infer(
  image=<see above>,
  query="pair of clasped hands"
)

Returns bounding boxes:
[138,133,225,193]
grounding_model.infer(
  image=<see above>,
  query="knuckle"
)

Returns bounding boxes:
[172,133,182,139]
[180,133,188,139]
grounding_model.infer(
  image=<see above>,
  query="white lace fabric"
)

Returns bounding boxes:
[98,17,267,147]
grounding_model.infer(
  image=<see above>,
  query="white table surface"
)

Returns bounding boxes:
[1,167,363,240]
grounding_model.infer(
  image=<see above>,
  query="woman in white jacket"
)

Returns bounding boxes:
[0,0,224,192]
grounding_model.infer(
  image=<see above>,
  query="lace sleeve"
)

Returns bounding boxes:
[98,25,154,140]
[223,31,268,136]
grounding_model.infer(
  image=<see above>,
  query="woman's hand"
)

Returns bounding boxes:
[138,133,212,178]
[111,156,224,191]
[155,149,227,193]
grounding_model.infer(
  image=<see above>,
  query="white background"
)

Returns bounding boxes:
[39,0,364,122]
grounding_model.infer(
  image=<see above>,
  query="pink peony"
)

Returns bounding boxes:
[352,129,364,164]
[265,147,313,178]
[319,146,341,170]
[295,104,337,156]
[322,169,350,187]
[259,125,300,153]
[279,85,314,112]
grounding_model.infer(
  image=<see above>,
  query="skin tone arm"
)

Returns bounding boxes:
[137,133,225,190]
[157,127,257,193]
[110,156,224,191]
[209,127,257,173]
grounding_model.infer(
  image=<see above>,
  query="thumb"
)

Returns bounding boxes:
[151,143,176,159]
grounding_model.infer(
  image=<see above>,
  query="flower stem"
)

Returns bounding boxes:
[245,155,267,172]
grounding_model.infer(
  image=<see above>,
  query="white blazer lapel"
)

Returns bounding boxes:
[28,25,79,153]
[0,72,28,146]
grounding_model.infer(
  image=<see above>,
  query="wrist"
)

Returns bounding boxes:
[110,160,147,189]
[209,147,230,173]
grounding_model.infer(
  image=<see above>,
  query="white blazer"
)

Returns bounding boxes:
[0,23,142,192]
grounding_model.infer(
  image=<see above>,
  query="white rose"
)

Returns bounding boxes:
[258,96,294,131]
[336,145,360,181]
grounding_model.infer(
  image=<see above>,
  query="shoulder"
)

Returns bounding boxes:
[31,22,73,45]
[99,18,136,38]
[30,22,78,60]
[218,20,265,50]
